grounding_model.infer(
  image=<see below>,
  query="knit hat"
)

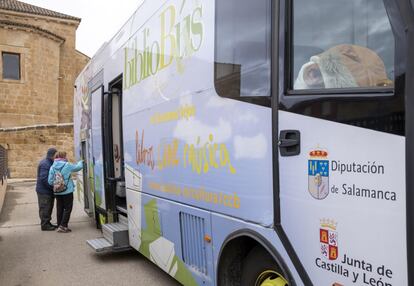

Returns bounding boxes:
[46,148,57,159]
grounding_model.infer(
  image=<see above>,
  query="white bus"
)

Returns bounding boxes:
[73,0,414,285]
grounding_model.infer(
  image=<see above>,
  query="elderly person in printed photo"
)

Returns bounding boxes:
[294,44,393,90]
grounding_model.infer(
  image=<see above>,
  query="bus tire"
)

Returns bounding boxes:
[241,246,289,286]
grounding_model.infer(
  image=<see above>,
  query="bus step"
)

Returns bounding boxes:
[116,205,128,214]
[102,222,129,247]
[86,237,132,253]
[118,214,128,225]
[86,238,113,253]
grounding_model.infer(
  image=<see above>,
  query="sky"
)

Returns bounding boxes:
[23,0,144,57]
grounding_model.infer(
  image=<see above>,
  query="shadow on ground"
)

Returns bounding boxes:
[0,181,180,286]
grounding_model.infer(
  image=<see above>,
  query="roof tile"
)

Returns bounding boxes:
[0,0,80,21]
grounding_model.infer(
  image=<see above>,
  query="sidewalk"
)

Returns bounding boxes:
[0,180,178,286]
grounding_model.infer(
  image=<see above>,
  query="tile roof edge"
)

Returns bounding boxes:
[0,0,81,22]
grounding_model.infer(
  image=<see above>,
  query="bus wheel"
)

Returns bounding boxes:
[241,246,289,286]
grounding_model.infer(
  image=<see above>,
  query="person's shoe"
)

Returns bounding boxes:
[46,223,57,230]
[64,227,72,232]
[57,226,69,233]
[41,225,56,231]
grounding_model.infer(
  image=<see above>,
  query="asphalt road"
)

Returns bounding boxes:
[0,180,180,286]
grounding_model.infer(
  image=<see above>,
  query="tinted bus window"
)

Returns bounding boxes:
[215,0,271,98]
[293,0,395,91]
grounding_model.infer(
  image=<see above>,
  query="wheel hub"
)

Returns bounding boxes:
[256,270,288,286]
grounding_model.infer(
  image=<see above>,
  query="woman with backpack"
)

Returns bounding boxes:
[48,151,83,233]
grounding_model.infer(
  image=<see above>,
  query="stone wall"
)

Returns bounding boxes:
[0,12,89,127]
[0,9,89,178]
[0,27,62,127]
[0,124,75,178]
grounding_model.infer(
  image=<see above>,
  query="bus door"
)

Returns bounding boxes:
[91,85,107,225]
[80,140,93,215]
[102,76,125,222]
[277,0,408,285]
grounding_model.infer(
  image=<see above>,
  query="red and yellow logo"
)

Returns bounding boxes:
[320,219,338,260]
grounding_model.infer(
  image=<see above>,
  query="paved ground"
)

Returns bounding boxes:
[0,181,180,286]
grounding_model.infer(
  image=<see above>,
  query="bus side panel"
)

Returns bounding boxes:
[116,0,289,284]
[124,184,304,286]
[123,92,273,226]
[279,111,407,286]
[126,191,215,286]
[120,0,274,227]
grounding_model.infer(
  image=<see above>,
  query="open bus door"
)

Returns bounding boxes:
[276,0,411,285]
[80,140,93,215]
[102,75,126,223]
[88,70,126,228]
[87,76,130,252]
[90,84,107,227]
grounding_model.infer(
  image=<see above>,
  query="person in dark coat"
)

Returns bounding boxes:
[35,148,57,231]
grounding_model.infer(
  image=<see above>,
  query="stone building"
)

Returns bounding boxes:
[0,0,89,178]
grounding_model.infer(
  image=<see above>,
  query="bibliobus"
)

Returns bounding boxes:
[74,0,414,285]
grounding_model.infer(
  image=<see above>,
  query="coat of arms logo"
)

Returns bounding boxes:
[308,148,329,200]
[320,219,338,260]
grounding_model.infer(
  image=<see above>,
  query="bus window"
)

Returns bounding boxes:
[215,0,271,98]
[292,0,395,91]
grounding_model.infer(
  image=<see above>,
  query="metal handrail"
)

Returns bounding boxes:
[0,145,8,179]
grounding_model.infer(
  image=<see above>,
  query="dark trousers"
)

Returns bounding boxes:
[37,193,54,228]
[56,193,73,227]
